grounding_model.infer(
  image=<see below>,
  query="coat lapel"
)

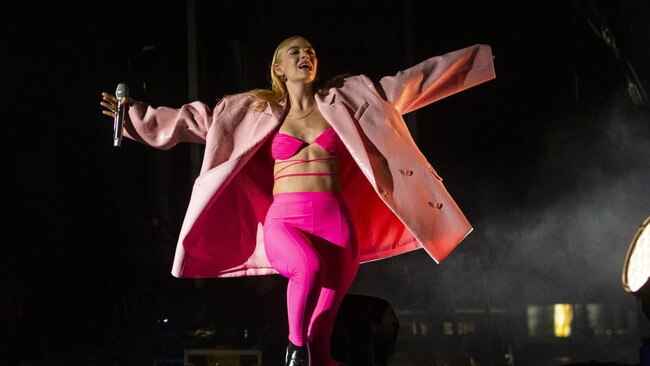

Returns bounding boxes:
[248,101,284,151]
[317,94,376,187]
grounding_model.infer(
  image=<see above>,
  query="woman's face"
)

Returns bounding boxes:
[274,38,318,84]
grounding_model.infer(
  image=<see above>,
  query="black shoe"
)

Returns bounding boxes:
[285,341,309,366]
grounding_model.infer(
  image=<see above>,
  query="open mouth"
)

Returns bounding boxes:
[299,62,312,70]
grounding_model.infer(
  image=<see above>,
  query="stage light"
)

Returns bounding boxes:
[622,216,650,304]
[554,303,573,337]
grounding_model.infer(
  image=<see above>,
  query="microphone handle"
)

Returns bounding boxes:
[113,99,125,147]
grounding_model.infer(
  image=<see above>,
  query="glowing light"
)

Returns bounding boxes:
[622,217,650,293]
[554,303,573,337]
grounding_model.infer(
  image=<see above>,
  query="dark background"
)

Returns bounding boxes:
[3,0,650,365]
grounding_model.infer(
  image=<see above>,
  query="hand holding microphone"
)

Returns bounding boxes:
[100,83,132,147]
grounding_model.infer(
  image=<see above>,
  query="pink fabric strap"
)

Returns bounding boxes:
[274,157,338,181]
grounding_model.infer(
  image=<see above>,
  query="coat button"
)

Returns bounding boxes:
[428,202,443,209]
[400,169,413,176]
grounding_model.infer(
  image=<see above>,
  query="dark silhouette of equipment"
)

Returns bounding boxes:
[331,294,399,366]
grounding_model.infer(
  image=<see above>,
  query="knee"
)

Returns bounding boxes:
[290,255,323,282]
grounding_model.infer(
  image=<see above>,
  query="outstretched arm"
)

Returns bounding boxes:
[379,44,496,115]
[100,92,226,150]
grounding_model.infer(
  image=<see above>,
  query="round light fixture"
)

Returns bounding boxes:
[622,216,650,296]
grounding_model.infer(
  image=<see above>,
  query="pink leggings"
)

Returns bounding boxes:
[264,191,360,366]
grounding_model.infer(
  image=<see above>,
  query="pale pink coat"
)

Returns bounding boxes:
[123,44,496,278]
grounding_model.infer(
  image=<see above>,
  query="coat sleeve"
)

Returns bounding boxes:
[123,98,227,150]
[379,44,496,115]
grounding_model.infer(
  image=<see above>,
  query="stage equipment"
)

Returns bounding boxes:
[183,348,261,366]
[577,0,648,108]
[622,216,650,315]
[331,293,399,366]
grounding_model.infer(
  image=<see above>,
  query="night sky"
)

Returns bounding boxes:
[4,0,650,365]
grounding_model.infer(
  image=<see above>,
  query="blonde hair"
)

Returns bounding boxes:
[223,36,342,111]
[247,35,308,108]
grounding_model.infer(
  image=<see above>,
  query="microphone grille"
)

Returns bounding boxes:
[115,83,129,99]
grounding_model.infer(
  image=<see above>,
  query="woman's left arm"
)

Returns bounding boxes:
[379,44,496,115]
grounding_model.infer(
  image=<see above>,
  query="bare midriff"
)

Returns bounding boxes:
[272,149,341,194]
[272,110,341,195]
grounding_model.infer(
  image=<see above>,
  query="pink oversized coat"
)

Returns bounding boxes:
[123,44,496,278]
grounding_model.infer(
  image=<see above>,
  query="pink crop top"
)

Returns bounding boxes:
[271,126,341,181]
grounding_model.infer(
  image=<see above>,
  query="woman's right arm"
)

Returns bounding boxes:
[100,92,227,150]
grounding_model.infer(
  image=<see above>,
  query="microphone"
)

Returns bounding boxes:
[113,83,129,147]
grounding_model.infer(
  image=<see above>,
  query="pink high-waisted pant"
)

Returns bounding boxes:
[263,191,360,366]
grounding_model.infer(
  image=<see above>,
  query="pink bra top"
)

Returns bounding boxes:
[271,126,342,181]
[271,126,339,160]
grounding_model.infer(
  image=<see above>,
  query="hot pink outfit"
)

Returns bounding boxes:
[121,43,496,363]
[265,191,358,364]
[265,127,358,365]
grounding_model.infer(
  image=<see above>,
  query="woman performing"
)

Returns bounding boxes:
[100,35,495,366]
